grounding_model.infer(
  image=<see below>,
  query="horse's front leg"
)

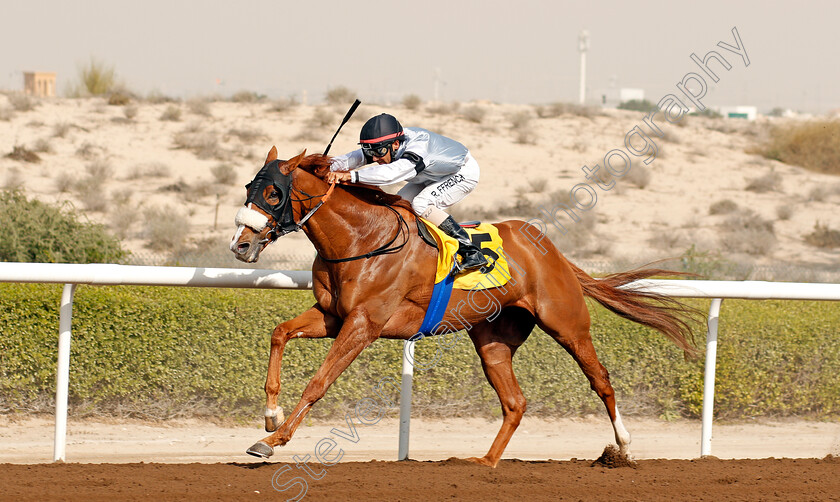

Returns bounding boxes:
[264,304,340,432]
[247,309,383,458]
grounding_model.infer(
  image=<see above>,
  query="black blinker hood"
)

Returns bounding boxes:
[243,159,298,236]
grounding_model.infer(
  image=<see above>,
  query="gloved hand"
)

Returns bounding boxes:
[329,157,349,172]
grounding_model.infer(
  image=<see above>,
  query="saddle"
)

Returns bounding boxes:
[415,218,511,291]
[415,217,512,336]
[416,219,480,249]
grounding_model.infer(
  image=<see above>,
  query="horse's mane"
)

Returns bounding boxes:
[298,154,414,213]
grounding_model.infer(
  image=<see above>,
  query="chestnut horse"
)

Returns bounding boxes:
[230,147,698,467]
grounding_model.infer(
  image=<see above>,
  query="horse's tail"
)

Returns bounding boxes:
[570,262,701,357]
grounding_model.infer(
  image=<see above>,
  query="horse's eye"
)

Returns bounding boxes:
[266,189,279,201]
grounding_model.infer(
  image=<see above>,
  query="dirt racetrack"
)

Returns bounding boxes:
[2,416,840,500]
[1,456,839,501]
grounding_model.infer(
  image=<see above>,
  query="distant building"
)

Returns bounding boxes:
[24,72,56,97]
[719,105,757,120]
[597,87,645,108]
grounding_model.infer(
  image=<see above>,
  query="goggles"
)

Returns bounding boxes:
[361,142,391,158]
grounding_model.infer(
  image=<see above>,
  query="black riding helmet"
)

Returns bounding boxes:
[359,113,404,161]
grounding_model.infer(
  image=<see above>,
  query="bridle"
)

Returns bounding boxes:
[242,161,409,263]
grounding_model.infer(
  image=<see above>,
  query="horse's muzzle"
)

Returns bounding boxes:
[230,226,267,263]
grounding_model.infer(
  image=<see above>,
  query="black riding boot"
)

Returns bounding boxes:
[438,216,489,273]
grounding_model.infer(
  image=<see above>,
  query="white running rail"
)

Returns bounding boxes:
[1,262,838,461]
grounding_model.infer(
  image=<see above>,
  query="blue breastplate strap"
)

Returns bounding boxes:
[418,268,456,336]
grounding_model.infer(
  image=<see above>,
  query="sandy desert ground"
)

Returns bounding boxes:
[1,94,838,274]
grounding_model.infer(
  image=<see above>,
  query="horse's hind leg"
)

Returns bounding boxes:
[536,302,633,458]
[466,307,534,468]
[264,304,339,432]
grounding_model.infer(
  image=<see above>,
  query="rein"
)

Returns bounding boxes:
[316,203,410,263]
[267,178,411,263]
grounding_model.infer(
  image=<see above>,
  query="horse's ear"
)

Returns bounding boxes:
[265,146,278,165]
[279,149,306,175]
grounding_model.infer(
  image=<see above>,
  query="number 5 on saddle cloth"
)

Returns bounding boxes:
[417,219,512,336]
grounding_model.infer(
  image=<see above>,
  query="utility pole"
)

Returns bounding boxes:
[578,30,589,104]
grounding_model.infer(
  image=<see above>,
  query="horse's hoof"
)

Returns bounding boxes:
[246,441,274,459]
[464,456,497,468]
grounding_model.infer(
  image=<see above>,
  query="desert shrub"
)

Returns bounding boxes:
[618,99,658,113]
[228,127,265,144]
[8,93,36,112]
[460,105,487,124]
[426,101,460,116]
[709,199,738,215]
[211,163,237,185]
[804,222,840,249]
[807,185,831,202]
[32,138,53,153]
[123,104,138,120]
[758,120,840,175]
[624,164,651,189]
[6,145,40,163]
[3,168,24,190]
[75,58,116,96]
[179,180,218,203]
[535,102,598,118]
[142,206,190,251]
[231,90,263,103]
[269,97,298,113]
[173,127,224,160]
[107,92,131,106]
[295,108,336,141]
[309,107,336,128]
[647,227,687,251]
[159,105,182,122]
[527,177,548,193]
[73,176,109,212]
[544,207,598,254]
[108,189,140,240]
[55,172,75,193]
[186,98,212,117]
[85,159,113,180]
[0,107,14,121]
[126,162,170,180]
[508,110,532,129]
[402,94,422,110]
[75,141,103,159]
[745,171,782,193]
[145,91,178,104]
[52,122,71,138]
[660,129,681,143]
[776,204,793,221]
[816,182,840,201]
[324,86,355,105]
[509,110,536,144]
[689,108,723,119]
[0,190,126,263]
[719,209,776,255]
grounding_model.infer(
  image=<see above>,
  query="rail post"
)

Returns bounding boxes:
[700,298,723,457]
[398,339,415,460]
[54,283,77,462]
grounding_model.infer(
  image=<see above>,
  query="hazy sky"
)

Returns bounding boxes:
[3,0,839,112]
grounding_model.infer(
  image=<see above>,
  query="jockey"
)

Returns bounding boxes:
[327,113,488,273]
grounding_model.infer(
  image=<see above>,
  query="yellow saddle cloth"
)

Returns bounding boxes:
[419,218,511,290]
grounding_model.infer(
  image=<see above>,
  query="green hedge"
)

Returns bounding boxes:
[1,283,838,420]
